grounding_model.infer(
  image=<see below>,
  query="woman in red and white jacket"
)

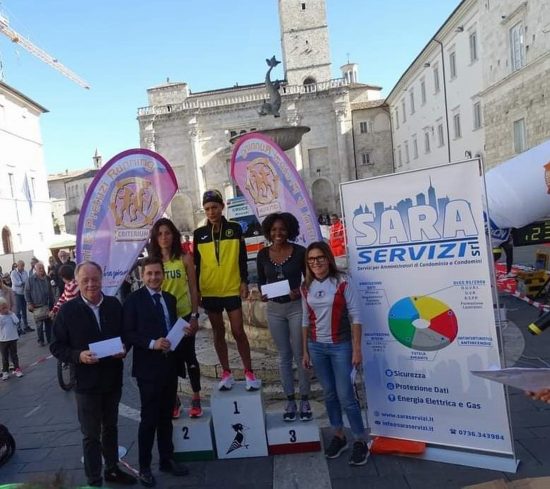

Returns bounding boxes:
[301,241,368,466]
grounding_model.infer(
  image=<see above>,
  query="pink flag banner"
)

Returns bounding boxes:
[76,148,178,295]
[230,133,321,246]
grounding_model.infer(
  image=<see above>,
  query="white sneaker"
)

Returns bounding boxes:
[2,372,8,381]
[218,371,235,391]
[504,272,517,278]
[245,370,261,391]
[14,369,23,378]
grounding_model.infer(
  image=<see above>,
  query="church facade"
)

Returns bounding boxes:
[137,0,393,231]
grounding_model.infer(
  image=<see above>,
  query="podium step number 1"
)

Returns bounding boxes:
[211,381,268,459]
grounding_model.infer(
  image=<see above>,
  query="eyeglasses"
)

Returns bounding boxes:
[307,255,327,264]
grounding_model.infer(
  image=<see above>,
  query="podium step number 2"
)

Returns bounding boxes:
[173,408,215,462]
[211,381,268,459]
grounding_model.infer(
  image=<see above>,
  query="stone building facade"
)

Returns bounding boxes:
[137,0,393,230]
[0,81,53,267]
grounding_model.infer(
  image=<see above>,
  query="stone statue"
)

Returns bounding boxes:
[259,56,281,118]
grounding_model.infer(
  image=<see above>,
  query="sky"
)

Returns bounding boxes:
[0,0,460,175]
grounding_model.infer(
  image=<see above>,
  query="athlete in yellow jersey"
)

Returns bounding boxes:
[149,218,202,418]
[194,190,261,391]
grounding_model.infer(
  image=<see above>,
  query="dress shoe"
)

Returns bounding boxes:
[159,458,189,476]
[138,469,156,488]
[104,466,137,485]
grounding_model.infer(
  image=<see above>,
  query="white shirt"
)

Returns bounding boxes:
[81,294,104,330]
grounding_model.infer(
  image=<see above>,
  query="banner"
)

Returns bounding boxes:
[341,159,514,456]
[486,138,550,244]
[231,133,322,246]
[76,149,178,295]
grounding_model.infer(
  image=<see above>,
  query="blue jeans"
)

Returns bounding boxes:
[308,340,365,438]
[14,293,28,328]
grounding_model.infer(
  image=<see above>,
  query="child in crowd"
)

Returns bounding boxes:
[0,297,23,380]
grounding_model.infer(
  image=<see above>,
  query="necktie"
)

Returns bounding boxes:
[153,293,169,334]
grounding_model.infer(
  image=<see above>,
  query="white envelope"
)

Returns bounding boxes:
[261,280,291,299]
[166,317,189,351]
[89,337,124,359]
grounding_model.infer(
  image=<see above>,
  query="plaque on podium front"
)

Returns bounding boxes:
[211,381,268,459]
[173,408,215,461]
[265,412,321,455]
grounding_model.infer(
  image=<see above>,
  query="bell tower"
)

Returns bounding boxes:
[278,0,332,86]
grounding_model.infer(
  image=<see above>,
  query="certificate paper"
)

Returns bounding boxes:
[261,280,291,299]
[89,337,124,359]
[471,368,550,392]
[166,318,189,351]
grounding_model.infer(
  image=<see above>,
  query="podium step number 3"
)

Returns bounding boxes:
[265,412,321,455]
[211,381,268,459]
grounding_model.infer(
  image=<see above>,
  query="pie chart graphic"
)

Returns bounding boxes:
[388,296,458,351]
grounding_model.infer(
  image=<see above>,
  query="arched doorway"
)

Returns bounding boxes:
[2,227,13,254]
[311,178,335,216]
[168,194,195,231]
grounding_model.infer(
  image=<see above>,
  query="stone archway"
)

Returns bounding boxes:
[311,178,336,215]
[2,227,13,254]
[168,194,195,232]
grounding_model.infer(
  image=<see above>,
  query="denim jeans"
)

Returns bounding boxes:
[14,293,28,328]
[267,300,310,397]
[308,340,365,438]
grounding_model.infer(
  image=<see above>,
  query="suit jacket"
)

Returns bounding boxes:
[50,294,124,394]
[122,287,178,382]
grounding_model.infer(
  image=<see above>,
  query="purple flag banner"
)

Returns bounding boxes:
[76,148,178,295]
[230,133,321,246]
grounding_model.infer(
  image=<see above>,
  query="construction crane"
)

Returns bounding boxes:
[0,12,89,89]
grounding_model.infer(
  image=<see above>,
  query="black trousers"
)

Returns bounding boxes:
[137,374,178,470]
[0,340,19,371]
[75,389,121,482]
[176,334,201,392]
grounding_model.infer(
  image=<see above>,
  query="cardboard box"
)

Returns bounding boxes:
[463,477,550,489]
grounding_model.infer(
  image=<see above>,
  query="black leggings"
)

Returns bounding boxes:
[0,340,19,372]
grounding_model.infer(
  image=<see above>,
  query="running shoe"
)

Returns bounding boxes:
[348,440,369,466]
[218,370,235,391]
[189,398,203,418]
[14,369,23,378]
[299,399,313,421]
[244,370,261,391]
[325,435,348,459]
[283,400,297,422]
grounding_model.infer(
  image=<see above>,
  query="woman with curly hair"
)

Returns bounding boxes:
[256,212,311,422]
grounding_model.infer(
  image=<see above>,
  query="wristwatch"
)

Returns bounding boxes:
[190,312,200,320]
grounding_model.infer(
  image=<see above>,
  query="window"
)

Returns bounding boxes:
[401,100,406,122]
[513,118,526,153]
[424,132,431,153]
[420,79,426,105]
[301,2,306,9]
[398,147,402,167]
[409,90,415,114]
[469,31,478,62]
[449,51,457,79]
[510,22,525,71]
[437,123,445,147]
[31,177,36,199]
[473,102,482,130]
[361,152,372,165]
[8,173,15,198]
[404,141,410,164]
[453,113,462,139]
[360,121,369,134]
[433,66,440,93]
[412,136,419,159]
[395,108,400,129]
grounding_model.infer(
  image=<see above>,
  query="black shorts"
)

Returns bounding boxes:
[201,296,242,313]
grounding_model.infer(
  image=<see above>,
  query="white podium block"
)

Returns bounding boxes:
[265,412,321,455]
[172,408,215,461]
[211,381,268,459]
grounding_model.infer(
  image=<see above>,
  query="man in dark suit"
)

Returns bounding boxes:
[50,261,136,487]
[123,256,189,487]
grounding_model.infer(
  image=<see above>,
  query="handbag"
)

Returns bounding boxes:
[32,305,50,321]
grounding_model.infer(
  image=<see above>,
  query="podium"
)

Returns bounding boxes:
[173,409,215,461]
[211,381,268,459]
[265,412,321,455]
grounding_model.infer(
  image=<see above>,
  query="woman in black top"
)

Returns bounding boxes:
[256,212,311,421]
